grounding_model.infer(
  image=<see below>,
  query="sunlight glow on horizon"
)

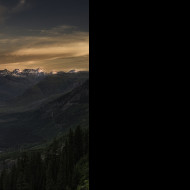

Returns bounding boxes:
[0,27,89,72]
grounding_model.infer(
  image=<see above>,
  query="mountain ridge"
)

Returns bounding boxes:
[0,75,89,151]
[0,69,80,77]
[0,70,88,104]
[0,68,45,78]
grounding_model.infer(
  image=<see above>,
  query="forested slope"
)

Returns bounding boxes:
[0,126,89,190]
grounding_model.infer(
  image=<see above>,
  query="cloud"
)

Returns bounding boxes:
[12,0,28,13]
[0,55,89,72]
[40,25,77,35]
[12,42,88,56]
[0,26,89,72]
[0,0,28,23]
[0,5,8,23]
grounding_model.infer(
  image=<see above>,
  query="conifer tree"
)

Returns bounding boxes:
[0,126,89,190]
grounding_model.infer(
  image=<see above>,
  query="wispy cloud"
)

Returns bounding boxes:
[0,4,8,23]
[12,0,27,13]
[0,26,89,72]
[0,0,28,23]
[40,25,77,35]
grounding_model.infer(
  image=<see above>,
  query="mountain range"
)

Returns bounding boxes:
[0,70,89,151]
[0,68,78,77]
[0,69,45,77]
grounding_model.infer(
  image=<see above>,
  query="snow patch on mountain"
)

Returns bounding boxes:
[0,68,45,77]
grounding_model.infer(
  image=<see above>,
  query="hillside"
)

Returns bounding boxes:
[0,75,44,104]
[0,79,89,151]
[12,72,89,106]
[0,126,89,190]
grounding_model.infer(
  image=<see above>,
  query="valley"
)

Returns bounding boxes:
[0,70,89,151]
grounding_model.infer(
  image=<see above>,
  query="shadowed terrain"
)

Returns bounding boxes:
[0,72,89,151]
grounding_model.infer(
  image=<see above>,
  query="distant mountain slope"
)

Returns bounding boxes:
[13,72,89,105]
[0,75,44,104]
[0,79,89,150]
[0,71,88,105]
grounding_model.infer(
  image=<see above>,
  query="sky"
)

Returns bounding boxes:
[0,0,89,72]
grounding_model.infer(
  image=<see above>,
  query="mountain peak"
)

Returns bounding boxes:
[0,68,45,77]
[68,69,77,73]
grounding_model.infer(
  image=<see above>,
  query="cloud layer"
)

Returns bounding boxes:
[0,26,89,72]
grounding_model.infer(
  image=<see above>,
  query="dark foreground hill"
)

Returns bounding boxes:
[0,79,89,150]
[0,126,89,190]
